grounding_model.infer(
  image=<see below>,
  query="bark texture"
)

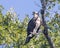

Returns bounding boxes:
[40,0,55,48]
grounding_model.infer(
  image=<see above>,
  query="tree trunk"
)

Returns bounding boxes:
[40,0,55,48]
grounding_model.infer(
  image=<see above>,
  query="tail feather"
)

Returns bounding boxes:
[24,34,34,45]
[24,37,31,45]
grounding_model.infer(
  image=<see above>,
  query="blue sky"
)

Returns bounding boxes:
[0,0,41,21]
[0,0,60,21]
[0,0,60,48]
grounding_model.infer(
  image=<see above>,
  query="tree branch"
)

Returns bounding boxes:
[40,0,55,48]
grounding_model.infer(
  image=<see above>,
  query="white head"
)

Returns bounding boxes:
[32,11,39,18]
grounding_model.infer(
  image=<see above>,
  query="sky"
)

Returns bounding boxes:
[0,0,60,21]
[0,0,41,47]
[0,0,60,48]
[0,0,41,21]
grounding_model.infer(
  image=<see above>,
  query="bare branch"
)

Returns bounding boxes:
[40,0,55,48]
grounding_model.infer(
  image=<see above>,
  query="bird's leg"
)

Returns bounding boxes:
[32,29,37,35]
[28,33,33,37]
[35,29,42,40]
[28,31,37,38]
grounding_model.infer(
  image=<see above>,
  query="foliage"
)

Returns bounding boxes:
[0,0,60,47]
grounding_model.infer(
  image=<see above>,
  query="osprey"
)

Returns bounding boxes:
[25,11,42,44]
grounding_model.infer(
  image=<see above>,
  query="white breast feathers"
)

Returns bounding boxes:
[36,17,41,25]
